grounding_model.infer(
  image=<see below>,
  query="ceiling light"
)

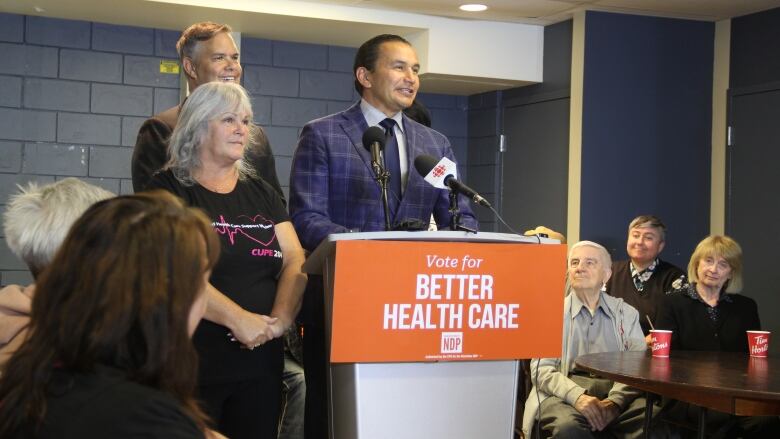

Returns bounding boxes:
[459,4,488,12]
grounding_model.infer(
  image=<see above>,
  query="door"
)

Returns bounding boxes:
[727,88,780,346]
[500,97,570,235]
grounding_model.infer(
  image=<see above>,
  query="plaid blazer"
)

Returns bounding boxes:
[289,102,478,251]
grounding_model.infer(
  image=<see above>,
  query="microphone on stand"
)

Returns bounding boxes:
[362,126,386,169]
[413,154,491,208]
[362,126,392,230]
[414,154,533,236]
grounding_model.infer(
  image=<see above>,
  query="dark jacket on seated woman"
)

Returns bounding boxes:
[656,283,777,437]
[655,235,778,438]
[657,281,760,352]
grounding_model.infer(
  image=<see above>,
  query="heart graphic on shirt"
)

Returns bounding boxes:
[214,214,277,247]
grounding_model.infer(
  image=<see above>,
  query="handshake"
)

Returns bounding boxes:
[227,311,290,350]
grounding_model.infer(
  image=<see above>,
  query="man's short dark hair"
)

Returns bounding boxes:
[176,21,232,62]
[353,34,412,95]
[629,214,667,241]
[403,99,432,127]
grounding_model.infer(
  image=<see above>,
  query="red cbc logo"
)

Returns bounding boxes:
[432,164,446,178]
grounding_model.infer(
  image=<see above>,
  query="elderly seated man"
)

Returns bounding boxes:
[522,241,654,439]
[0,178,113,367]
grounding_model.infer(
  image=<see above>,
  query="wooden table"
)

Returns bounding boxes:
[575,351,780,439]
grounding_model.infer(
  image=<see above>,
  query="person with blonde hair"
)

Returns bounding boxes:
[0,191,219,437]
[148,80,307,439]
[3,178,114,278]
[658,235,779,437]
[0,178,114,367]
[658,235,755,351]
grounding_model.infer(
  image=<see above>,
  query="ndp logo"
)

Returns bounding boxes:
[441,332,463,353]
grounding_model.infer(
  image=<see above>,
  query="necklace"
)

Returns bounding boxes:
[195,168,238,194]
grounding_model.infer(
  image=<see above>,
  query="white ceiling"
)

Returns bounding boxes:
[3,0,779,94]
[299,0,780,25]
[3,0,780,47]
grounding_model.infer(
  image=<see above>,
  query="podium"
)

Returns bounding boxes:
[303,231,566,439]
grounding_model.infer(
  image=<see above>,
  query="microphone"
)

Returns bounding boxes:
[414,154,491,207]
[362,126,386,166]
[363,126,392,230]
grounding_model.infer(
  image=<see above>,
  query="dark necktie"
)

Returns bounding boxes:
[379,118,401,210]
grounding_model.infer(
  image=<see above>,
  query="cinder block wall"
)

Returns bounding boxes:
[467,92,501,231]
[0,12,471,285]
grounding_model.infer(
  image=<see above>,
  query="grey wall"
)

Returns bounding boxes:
[0,13,469,285]
[463,20,573,235]
[0,14,182,285]
[418,92,469,178]
[727,6,780,355]
[466,91,502,231]
[730,6,780,90]
[499,20,572,235]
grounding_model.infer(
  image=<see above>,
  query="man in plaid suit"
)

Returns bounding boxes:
[288,34,478,438]
[289,34,477,251]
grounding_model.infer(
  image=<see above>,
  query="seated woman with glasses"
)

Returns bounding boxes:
[658,235,780,437]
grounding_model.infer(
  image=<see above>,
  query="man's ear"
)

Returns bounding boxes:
[658,240,666,254]
[356,66,372,90]
[603,268,612,285]
[182,57,198,80]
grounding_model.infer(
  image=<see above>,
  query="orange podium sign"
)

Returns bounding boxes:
[330,240,566,363]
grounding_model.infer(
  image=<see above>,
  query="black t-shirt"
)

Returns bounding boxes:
[35,366,203,438]
[148,170,288,383]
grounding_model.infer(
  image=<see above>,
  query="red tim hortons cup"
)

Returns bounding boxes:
[650,330,672,357]
[747,330,770,358]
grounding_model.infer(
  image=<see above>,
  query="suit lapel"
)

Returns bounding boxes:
[341,103,404,222]
[336,107,433,224]
[339,102,372,171]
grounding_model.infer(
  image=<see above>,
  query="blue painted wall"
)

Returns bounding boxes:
[579,11,713,267]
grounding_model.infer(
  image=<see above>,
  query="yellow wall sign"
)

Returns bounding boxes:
[159,61,180,74]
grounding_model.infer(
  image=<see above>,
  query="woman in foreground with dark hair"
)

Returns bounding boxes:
[0,191,220,438]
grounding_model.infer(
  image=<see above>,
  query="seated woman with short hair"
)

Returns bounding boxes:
[659,235,757,352]
[0,178,114,367]
[658,235,780,437]
[0,191,220,438]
